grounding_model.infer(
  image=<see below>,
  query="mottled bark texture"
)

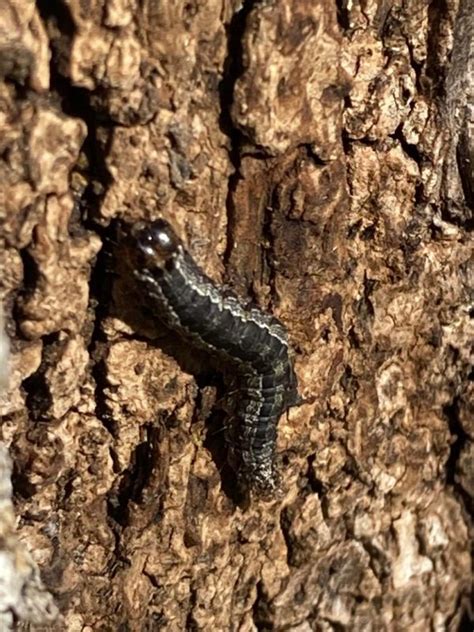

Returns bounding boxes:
[0,0,472,630]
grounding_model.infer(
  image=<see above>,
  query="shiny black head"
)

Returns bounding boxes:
[127,219,181,269]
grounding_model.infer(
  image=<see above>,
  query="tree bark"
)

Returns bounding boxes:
[0,0,472,630]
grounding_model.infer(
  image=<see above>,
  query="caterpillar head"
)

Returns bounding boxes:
[125,219,181,270]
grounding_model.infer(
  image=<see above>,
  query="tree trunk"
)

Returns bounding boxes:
[0,0,472,630]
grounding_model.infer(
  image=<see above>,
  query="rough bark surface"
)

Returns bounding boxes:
[0,0,472,630]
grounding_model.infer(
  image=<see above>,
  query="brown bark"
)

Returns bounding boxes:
[0,0,472,629]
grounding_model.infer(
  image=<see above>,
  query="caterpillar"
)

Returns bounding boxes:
[121,218,298,496]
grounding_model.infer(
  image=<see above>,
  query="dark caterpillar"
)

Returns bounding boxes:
[121,218,298,496]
